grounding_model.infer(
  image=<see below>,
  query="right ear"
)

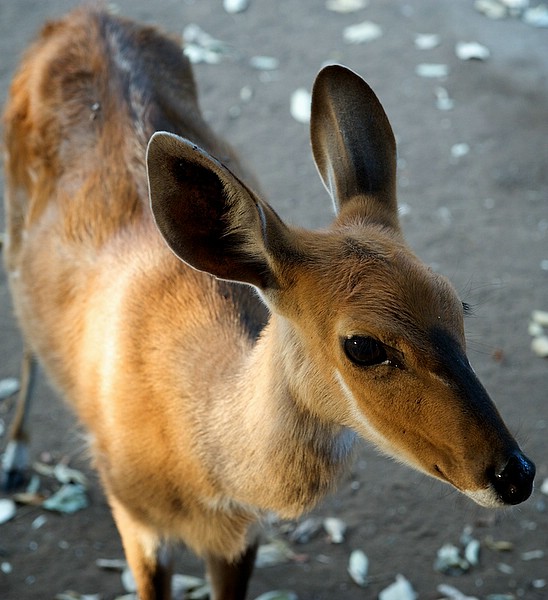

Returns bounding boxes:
[146,132,290,290]
[310,64,398,228]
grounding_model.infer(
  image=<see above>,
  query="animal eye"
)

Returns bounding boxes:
[343,336,389,367]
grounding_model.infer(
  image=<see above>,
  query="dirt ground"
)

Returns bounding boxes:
[0,1,547,599]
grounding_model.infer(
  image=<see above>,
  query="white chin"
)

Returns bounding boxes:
[463,487,504,508]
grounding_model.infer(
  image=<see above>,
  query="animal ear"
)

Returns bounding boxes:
[146,132,290,289]
[310,64,398,227]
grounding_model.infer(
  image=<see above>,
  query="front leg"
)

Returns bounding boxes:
[2,348,37,490]
[109,494,173,600]
[205,535,259,600]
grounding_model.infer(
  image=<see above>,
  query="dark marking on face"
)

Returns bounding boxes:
[428,327,514,442]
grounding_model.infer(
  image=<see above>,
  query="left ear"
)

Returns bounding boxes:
[146,131,292,290]
[310,64,398,228]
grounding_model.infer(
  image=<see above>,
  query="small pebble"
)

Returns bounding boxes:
[31,514,47,530]
[184,44,222,65]
[521,549,544,560]
[343,21,383,43]
[0,498,16,524]
[531,310,548,326]
[323,517,347,543]
[523,4,548,26]
[1,562,12,575]
[435,87,454,110]
[223,0,250,14]
[249,56,279,71]
[182,24,229,65]
[255,540,295,567]
[414,33,441,50]
[347,549,368,587]
[501,0,528,10]
[290,88,312,124]
[0,377,20,400]
[528,321,544,337]
[437,583,479,600]
[451,143,470,159]
[398,203,411,217]
[415,63,449,78]
[484,536,513,551]
[497,562,514,575]
[464,539,480,566]
[253,592,298,600]
[455,41,490,61]
[240,86,253,103]
[475,0,507,19]
[42,483,88,514]
[434,543,469,574]
[122,567,137,592]
[289,517,322,544]
[326,0,369,13]
[378,574,417,600]
[54,463,89,487]
[531,336,548,357]
[96,558,128,571]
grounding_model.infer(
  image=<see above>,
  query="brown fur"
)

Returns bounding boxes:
[3,7,534,600]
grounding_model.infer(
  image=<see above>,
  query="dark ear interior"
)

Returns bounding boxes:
[147,132,278,288]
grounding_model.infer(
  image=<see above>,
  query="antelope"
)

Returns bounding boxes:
[2,6,535,600]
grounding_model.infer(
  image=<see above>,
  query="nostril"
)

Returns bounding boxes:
[491,452,536,506]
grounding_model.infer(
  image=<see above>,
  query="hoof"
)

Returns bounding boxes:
[1,440,30,491]
[1,467,29,492]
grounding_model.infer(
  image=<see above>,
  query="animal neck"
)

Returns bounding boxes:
[210,313,357,517]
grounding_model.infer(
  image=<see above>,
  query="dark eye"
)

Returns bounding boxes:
[343,336,389,367]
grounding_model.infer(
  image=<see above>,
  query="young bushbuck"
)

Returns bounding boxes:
[2,7,535,600]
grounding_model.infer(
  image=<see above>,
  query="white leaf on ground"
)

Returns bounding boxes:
[0,499,16,524]
[414,33,441,50]
[223,0,250,14]
[326,0,368,13]
[455,41,490,60]
[343,21,382,43]
[347,549,368,587]
[378,574,417,600]
[290,88,311,124]
[42,483,88,514]
[0,377,20,400]
[323,517,347,543]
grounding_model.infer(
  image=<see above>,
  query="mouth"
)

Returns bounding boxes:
[433,449,535,508]
[433,464,508,509]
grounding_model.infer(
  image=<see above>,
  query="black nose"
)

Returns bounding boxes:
[491,452,536,505]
